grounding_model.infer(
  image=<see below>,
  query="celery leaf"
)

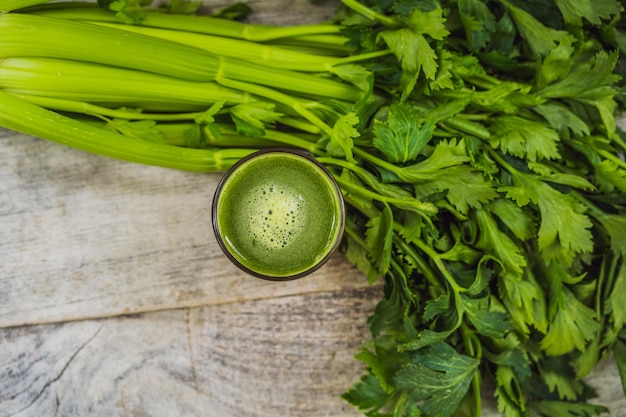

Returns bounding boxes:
[341,373,389,414]
[501,0,573,57]
[106,119,166,143]
[393,343,479,417]
[552,0,621,26]
[533,103,590,137]
[541,263,601,356]
[373,103,434,164]
[327,112,360,161]
[457,0,496,50]
[500,173,594,263]
[396,138,469,182]
[365,203,394,276]
[490,116,561,162]
[230,102,282,138]
[461,295,514,339]
[474,208,526,280]
[595,159,626,193]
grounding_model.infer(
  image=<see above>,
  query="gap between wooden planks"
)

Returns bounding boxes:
[0,287,383,417]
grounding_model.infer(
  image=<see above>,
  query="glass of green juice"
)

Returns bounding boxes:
[212,148,345,281]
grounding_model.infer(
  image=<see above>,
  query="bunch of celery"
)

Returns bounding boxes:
[3,1,626,417]
[0,0,385,170]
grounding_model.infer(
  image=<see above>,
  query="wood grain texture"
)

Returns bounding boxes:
[0,288,381,417]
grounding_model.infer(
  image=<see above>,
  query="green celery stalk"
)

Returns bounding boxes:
[23,2,344,41]
[0,57,253,106]
[14,94,322,152]
[159,123,320,152]
[0,89,250,172]
[0,13,219,81]
[0,13,361,101]
[152,123,287,148]
[0,57,330,134]
[76,118,317,151]
[89,22,390,72]
[14,94,213,122]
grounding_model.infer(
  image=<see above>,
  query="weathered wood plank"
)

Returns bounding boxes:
[0,287,381,417]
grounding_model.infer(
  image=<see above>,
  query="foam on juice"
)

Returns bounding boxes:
[245,184,306,251]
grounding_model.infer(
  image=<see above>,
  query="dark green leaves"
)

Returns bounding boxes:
[500,0,572,57]
[499,171,594,264]
[366,203,394,276]
[379,7,450,100]
[553,0,621,26]
[373,103,434,164]
[394,343,479,417]
[457,0,496,50]
[335,0,626,416]
[341,373,390,414]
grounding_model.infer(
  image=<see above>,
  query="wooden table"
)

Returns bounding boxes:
[1,1,625,416]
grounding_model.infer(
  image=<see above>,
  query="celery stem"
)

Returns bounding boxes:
[0,90,247,172]
[216,76,334,138]
[340,0,399,27]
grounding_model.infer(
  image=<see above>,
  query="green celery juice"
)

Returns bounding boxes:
[212,149,345,280]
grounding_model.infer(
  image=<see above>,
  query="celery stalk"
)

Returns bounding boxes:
[0,57,333,134]
[89,22,346,72]
[0,57,253,106]
[14,94,213,122]
[0,90,250,172]
[23,3,343,41]
[187,125,321,153]
[89,22,390,72]
[0,13,361,100]
[0,13,221,81]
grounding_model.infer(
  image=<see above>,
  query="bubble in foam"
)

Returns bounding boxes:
[244,183,306,250]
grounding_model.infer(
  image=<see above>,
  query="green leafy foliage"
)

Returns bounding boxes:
[334,0,626,416]
[378,7,449,100]
[499,171,594,264]
[393,343,479,417]
[373,103,434,164]
[328,112,360,161]
[229,102,282,137]
[106,119,166,143]
[552,0,621,26]
[99,0,153,23]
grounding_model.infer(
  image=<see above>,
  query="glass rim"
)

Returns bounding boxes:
[211,148,346,281]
